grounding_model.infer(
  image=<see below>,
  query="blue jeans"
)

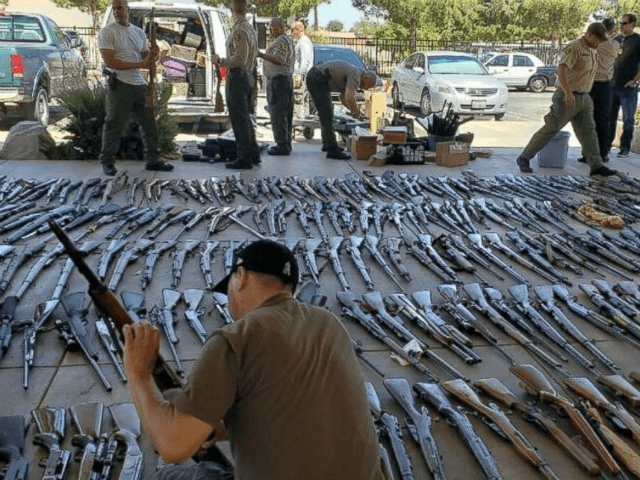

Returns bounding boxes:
[608,86,638,153]
[156,462,234,480]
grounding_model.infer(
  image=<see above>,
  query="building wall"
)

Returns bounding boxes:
[3,0,93,28]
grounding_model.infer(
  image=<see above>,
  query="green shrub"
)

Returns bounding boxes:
[40,81,178,160]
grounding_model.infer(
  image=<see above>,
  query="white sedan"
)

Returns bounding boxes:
[484,52,557,93]
[391,51,509,120]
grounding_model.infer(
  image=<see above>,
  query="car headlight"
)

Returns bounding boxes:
[435,82,452,94]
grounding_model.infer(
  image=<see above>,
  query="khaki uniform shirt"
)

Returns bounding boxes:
[318,59,363,94]
[224,17,257,72]
[263,34,294,78]
[557,37,597,93]
[166,293,385,480]
[595,38,620,82]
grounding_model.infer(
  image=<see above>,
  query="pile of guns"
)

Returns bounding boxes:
[3,168,640,478]
[0,403,144,480]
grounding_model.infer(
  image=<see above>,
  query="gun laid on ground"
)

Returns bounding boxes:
[199,241,221,291]
[0,415,29,480]
[346,236,374,290]
[31,407,71,480]
[0,295,18,362]
[171,240,201,288]
[337,291,438,382]
[382,237,412,283]
[473,377,600,476]
[69,402,104,480]
[466,234,528,285]
[141,240,177,290]
[107,238,155,292]
[58,292,112,391]
[329,236,350,291]
[364,235,403,290]
[109,403,144,480]
[383,378,446,480]
[0,243,46,295]
[366,382,414,480]
[184,289,207,343]
[22,300,58,389]
[510,363,623,476]
[463,283,569,376]
[442,379,561,480]
[414,381,502,480]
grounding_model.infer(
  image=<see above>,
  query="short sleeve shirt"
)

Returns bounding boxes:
[595,38,620,81]
[557,38,597,93]
[613,33,640,87]
[318,60,363,94]
[166,293,385,480]
[225,18,257,72]
[263,34,294,78]
[98,22,147,86]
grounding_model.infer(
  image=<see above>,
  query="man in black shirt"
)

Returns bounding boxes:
[607,12,640,158]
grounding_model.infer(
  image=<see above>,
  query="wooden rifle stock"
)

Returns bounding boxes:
[47,220,232,468]
[215,65,224,113]
[145,9,157,111]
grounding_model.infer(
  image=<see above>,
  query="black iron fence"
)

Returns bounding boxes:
[321,37,567,77]
[64,28,567,77]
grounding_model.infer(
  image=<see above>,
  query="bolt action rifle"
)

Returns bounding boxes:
[48,219,233,468]
[0,415,29,480]
[145,8,157,113]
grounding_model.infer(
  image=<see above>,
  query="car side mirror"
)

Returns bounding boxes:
[413,66,424,74]
[69,37,82,49]
[367,64,378,73]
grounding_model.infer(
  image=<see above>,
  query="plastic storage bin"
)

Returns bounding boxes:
[537,131,570,168]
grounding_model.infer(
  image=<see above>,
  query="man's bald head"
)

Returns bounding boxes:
[112,0,130,26]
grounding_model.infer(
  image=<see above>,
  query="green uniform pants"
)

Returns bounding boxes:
[521,89,603,169]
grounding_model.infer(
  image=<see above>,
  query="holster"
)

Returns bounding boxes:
[103,68,117,92]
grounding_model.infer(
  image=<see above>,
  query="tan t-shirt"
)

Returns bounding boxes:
[166,293,385,480]
[557,37,597,93]
[595,38,620,82]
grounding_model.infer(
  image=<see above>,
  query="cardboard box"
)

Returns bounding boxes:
[368,152,389,167]
[349,134,378,160]
[382,126,408,144]
[435,141,470,167]
[364,91,387,133]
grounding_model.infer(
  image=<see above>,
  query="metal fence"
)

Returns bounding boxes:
[64,27,567,77]
[61,26,100,69]
[321,37,567,77]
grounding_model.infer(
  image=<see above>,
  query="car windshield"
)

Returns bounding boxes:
[314,47,366,69]
[0,15,46,42]
[428,55,487,75]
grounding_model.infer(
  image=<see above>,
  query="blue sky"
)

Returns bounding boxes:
[317,1,364,30]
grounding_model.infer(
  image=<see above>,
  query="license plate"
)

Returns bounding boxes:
[471,99,486,109]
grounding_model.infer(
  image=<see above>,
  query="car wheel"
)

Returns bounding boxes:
[392,82,401,108]
[494,113,505,121]
[528,76,548,93]
[419,89,431,116]
[23,86,49,126]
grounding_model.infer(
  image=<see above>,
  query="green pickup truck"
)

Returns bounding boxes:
[0,12,86,125]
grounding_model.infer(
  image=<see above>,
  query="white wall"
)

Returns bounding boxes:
[4,0,93,28]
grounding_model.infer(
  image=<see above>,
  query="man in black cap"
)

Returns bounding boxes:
[122,239,386,480]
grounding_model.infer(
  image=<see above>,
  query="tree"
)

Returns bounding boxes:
[198,0,329,19]
[51,0,109,30]
[326,19,343,31]
[0,0,8,9]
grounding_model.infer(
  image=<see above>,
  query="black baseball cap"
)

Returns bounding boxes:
[212,239,299,294]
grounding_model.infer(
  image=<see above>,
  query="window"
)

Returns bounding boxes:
[514,55,534,67]
[0,15,45,42]
[414,54,425,70]
[488,55,508,67]
[428,55,486,75]
[404,54,417,69]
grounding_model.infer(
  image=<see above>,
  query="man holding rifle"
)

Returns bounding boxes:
[98,0,174,176]
[122,239,386,480]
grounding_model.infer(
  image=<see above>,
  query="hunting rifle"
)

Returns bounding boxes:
[48,219,232,468]
[145,9,157,112]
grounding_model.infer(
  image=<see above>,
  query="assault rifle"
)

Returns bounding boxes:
[383,378,446,480]
[184,289,208,343]
[48,220,232,467]
[22,301,58,389]
[172,240,201,288]
[413,382,502,480]
[0,296,18,362]
[31,407,71,480]
[109,403,144,480]
[0,415,29,480]
[365,382,414,480]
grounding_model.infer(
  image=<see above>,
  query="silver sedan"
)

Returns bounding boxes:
[392,51,509,120]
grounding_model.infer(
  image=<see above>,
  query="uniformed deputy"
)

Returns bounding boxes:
[306,60,378,160]
[516,22,618,177]
[212,0,259,170]
[258,18,295,156]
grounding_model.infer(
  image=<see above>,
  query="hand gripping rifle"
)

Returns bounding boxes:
[145,8,157,112]
[0,415,29,480]
[47,219,232,468]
